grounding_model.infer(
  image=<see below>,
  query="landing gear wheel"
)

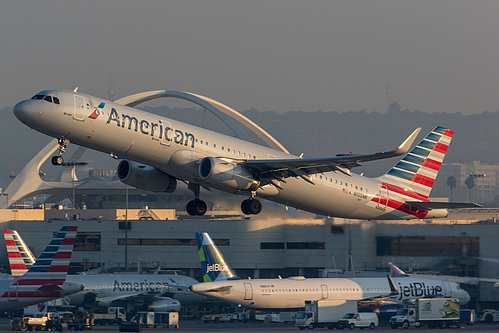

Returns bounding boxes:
[241,198,262,215]
[186,199,207,216]
[51,155,64,166]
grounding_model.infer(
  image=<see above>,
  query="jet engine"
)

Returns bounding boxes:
[148,298,181,312]
[199,157,259,191]
[117,160,177,193]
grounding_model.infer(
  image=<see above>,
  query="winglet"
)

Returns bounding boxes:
[387,274,399,296]
[388,262,409,276]
[393,128,421,155]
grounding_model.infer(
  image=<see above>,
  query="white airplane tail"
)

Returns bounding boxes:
[379,126,453,199]
[3,229,36,278]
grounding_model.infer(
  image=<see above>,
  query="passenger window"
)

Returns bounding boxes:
[53,97,60,104]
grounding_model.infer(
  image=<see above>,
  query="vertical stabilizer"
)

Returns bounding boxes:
[4,229,36,278]
[380,126,453,199]
[16,226,77,286]
[195,232,239,282]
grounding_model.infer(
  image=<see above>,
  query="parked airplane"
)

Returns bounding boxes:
[13,90,477,219]
[0,226,83,312]
[189,232,470,309]
[3,229,203,313]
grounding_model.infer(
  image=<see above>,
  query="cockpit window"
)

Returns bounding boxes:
[31,94,60,104]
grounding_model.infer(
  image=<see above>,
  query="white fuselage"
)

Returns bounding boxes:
[65,274,203,306]
[189,276,470,309]
[14,90,441,219]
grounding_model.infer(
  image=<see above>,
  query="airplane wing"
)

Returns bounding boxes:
[405,201,482,210]
[241,128,421,184]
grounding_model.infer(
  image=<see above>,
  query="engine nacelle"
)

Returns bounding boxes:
[199,157,260,191]
[424,208,449,218]
[148,298,181,312]
[117,160,177,193]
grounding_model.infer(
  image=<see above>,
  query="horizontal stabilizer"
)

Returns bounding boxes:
[406,201,482,210]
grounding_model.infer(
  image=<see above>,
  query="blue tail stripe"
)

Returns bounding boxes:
[426,132,441,142]
[403,154,425,165]
[410,147,431,158]
[418,140,436,150]
[395,161,420,173]
[387,169,413,181]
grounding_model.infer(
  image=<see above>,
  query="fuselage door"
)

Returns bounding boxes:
[74,95,85,121]
[376,184,388,211]
[321,284,328,299]
[243,282,253,300]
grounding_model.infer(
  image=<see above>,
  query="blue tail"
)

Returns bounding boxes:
[195,232,239,282]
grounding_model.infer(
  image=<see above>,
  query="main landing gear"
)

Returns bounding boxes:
[241,193,262,215]
[51,138,69,166]
[186,183,208,216]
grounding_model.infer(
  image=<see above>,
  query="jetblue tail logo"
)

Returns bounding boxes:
[88,102,105,119]
[195,232,239,282]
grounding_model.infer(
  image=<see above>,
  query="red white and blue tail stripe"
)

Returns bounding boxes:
[15,226,77,286]
[3,229,35,278]
[381,126,453,199]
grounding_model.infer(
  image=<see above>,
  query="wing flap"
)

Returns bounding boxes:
[406,201,482,210]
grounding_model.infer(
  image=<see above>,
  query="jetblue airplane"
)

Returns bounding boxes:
[0,226,83,312]
[3,229,203,313]
[13,89,477,219]
[189,232,470,309]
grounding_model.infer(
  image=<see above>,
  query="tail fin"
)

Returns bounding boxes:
[4,229,36,278]
[195,232,239,282]
[15,226,77,286]
[380,126,453,199]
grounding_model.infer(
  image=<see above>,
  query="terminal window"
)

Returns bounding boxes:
[74,232,101,251]
[376,236,479,256]
[117,238,230,246]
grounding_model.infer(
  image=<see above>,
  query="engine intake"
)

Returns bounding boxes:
[117,160,177,193]
[199,157,259,191]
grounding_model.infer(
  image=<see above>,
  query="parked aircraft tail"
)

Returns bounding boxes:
[3,229,36,278]
[15,226,77,286]
[195,232,240,282]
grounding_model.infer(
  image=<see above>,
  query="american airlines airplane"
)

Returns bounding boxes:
[0,226,83,312]
[189,232,470,309]
[3,229,204,313]
[13,89,477,219]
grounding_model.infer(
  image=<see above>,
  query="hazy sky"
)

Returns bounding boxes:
[2,1,499,114]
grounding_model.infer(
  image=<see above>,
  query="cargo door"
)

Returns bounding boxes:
[244,282,253,300]
[74,95,85,121]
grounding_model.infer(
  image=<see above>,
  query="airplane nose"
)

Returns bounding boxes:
[13,100,33,123]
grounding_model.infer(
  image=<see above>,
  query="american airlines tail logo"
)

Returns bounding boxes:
[206,263,229,273]
[88,102,106,119]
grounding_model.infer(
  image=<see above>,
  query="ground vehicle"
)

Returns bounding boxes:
[135,311,179,328]
[478,309,499,322]
[389,298,460,329]
[337,312,378,330]
[92,307,127,325]
[10,312,87,331]
[460,309,476,325]
[295,300,358,330]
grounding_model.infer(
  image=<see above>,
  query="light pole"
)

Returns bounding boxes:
[2,193,8,208]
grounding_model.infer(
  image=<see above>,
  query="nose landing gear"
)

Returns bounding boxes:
[51,138,69,166]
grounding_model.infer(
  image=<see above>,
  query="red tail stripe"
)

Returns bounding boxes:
[411,174,435,188]
[434,142,448,154]
[66,226,78,232]
[61,238,76,246]
[54,252,73,259]
[382,182,429,201]
[47,266,70,272]
[5,240,17,246]
[443,129,454,138]
[7,252,23,258]
[421,158,442,171]
[3,230,12,235]
[10,264,27,270]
